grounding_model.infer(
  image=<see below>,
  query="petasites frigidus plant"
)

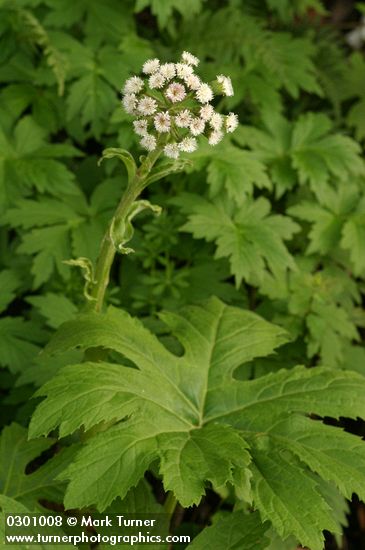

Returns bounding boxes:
[28,53,365,550]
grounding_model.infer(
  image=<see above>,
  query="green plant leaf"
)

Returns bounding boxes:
[0,317,43,373]
[30,298,365,549]
[188,511,270,549]
[135,0,206,29]
[175,194,298,287]
[3,180,120,287]
[0,269,22,313]
[0,423,76,510]
[206,145,271,203]
[26,293,77,329]
[0,117,79,212]
[236,112,365,197]
[0,495,75,550]
[99,148,137,185]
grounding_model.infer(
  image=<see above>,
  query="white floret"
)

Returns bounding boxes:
[175,109,192,128]
[164,143,180,159]
[149,72,166,89]
[159,63,176,80]
[181,51,199,66]
[184,74,201,91]
[123,76,144,94]
[133,119,148,136]
[176,63,194,79]
[225,112,239,133]
[154,112,171,133]
[122,93,138,114]
[196,83,213,104]
[190,117,205,136]
[179,137,197,153]
[199,104,214,121]
[141,134,157,151]
[208,130,224,146]
[165,82,186,103]
[210,112,224,131]
[137,96,158,116]
[142,58,160,74]
[217,74,234,96]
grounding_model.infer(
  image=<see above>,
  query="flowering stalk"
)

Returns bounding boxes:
[88,148,163,312]
[87,51,238,314]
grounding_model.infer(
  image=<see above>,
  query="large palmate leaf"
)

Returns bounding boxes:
[30,298,365,550]
[99,481,169,550]
[0,496,75,550]
[0,424,76,549]
[0,423,75,510]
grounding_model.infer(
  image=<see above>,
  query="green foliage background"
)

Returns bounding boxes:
[1,0,365,549]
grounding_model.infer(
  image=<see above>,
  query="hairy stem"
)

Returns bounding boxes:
[89,147,162,312]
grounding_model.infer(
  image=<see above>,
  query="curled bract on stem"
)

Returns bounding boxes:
[121,51,239,159]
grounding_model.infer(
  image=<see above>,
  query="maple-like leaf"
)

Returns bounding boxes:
[0,116,79,212]
[135,0,206,29]
[0,317,44,373]
[175,193,298,287]
[29,298,365,550]
[0,496,75,550]
[236,111,364,197]
[0,423,75,510]
[288,185,359,256]
[4,179,120,287]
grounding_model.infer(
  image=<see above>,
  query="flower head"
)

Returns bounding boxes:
[141,134,157,151]
[120,54,238,159]
[137,96,157,116]
[142,58,160,74]
[154,112,171,133]
[196,83,213,104]
[123,76,144,94]
[226,112,239,133]
[217,74,234,96]
[133,119,148,136]
[181,51,199,66]
[210,113,224,131]
[179,137,197,153]
[200,104,214,121]
[190,117,205,136]
[175,109,192,128]
[184,74,201,91]
[149,72,166,89]
[176,63,194,79]
[208,131,224,146]
[164,143,180,159]
[160,63,176,80]
[165,82,186,103]
[122,93,138,114]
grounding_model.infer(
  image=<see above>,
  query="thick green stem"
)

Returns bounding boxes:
[165,491,179,547]
[164,491,178,518]
[89,147,162,312]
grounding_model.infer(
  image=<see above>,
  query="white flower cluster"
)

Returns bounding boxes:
[121,52,239,159]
